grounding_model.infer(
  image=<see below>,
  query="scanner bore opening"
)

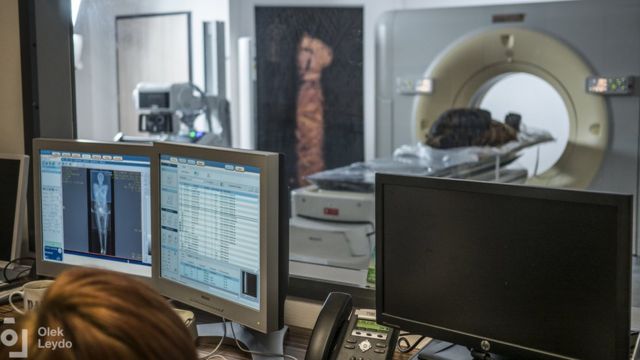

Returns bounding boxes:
[471,72,570,178]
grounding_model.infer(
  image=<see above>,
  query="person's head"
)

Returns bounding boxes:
[9,268,197,360]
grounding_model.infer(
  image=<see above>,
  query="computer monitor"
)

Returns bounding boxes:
[152,142,288,334]
[376,174,632,360]
[33,139,155,280]
[0,154,29,267]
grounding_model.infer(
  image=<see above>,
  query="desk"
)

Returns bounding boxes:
[1,301,416,360]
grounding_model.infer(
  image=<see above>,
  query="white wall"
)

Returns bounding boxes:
[74,0,230,141]
[0,0,25,155]
[227,0,572,160]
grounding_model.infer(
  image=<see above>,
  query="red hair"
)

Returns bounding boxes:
[8,268,197,360]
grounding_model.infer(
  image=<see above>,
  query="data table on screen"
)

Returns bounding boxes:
[160,155,262,310]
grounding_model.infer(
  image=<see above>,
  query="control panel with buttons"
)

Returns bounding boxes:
[334,309,398,360]
[586,76,637,96]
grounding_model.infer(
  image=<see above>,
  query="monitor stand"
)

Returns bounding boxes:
[412,339,512,360]
[197,322,288,360]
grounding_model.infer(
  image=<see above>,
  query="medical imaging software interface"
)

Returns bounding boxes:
[160,155,261,310]
[40,150,152,277]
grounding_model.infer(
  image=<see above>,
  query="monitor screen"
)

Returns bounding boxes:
[39,150,152,277]
[0,159,21,262]
[159,155,261,310]
[377,176,630,359]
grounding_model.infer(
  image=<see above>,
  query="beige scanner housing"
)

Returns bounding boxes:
[413,27,608,189]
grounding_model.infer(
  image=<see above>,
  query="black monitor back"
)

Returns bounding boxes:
[0,159,23,262]
[376,174,632,360]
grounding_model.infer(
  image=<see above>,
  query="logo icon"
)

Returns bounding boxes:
[480,339,491,352]
[1,318,28,358]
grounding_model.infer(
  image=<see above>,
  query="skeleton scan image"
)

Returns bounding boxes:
[90,170,112,255]
[39,150,152,277]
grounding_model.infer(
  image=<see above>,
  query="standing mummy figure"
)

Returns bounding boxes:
[295,33,333,186]
[92,172,110,255]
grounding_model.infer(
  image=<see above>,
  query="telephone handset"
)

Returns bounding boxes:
[306,292,353,360]
[306,292,398,360]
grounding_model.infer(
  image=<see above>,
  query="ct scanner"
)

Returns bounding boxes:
[375,0,640,251]
[289,0,640,287]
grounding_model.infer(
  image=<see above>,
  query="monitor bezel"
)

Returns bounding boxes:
[152,142,284,334]
[375,174,632,360]
[0,153,29,268]
[33,138,156,284]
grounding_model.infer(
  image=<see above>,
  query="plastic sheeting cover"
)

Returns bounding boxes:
[306,125,554,192]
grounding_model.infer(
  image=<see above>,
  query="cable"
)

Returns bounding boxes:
[365,221,376,240]
[229,322,298,360]
[199,317,227,360]
[398,332,418,337]
[11,268,31,282]
[396,335,427,353]
[3,257,35,283]
[5,260,34,283]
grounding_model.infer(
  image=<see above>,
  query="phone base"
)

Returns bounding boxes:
[197,322,288,360]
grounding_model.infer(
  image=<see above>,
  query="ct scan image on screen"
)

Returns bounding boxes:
[88,169,114,255]
[159,155,261,310]
[40,150,152,277]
